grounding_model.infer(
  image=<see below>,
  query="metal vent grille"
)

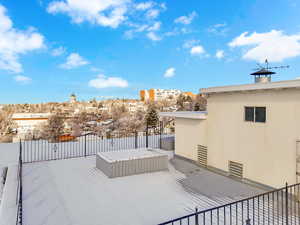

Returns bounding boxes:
[229,161,243,179]
[197,145,208,167]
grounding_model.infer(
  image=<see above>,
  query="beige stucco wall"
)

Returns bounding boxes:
[175,118,207,162]
[206,88,300,188]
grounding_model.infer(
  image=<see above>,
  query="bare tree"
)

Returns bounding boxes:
[71,123,81,137]
[69,112,91,136]
[41,114,65,141]
[0,110,16,136]
[193,94,207,111]
[111,104,128,121]
[118,110,145,134]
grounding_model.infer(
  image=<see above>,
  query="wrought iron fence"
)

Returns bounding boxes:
[21,128,174,163]
[158,182,300,225]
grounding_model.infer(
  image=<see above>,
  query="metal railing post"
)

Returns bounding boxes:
[146,123,149,148]
[135,132,138,149]
[19,139,22,162]
[285,182,289,225]
[84,134,87,157]
[159,121,162,149]
[18,138,23,225]
[195,207,199,225]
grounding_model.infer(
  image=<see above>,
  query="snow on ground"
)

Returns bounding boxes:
[0,142,19,205]
[22,154,264,225]
[98,148,167,162]
[0,143,19,166]
[0,165,19,225]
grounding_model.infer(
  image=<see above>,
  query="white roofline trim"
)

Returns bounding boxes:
[201,79,300,94]
[159,111,207,120]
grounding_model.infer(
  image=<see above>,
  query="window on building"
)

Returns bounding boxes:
[244,106,266,123]
[245,107,254,122]
[255,107,266,123]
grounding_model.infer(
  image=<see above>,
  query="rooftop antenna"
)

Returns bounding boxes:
[250,59,290,83]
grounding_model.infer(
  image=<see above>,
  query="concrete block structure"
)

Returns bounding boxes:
[96,149,168,178]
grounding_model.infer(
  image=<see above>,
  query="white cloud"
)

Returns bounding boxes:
[183,40,207,56]
[229,30,300,62]
[183,39,200,49]
[190,45,205,55]
[216,50,224,59]
[174,11,197,25]
[124,21,161,39]
[47,0,130,28]
[135,2,153,10]
[47,0,167,42]
[163,27,192,38]
[207,23,228,36]
[147,32,161,41]
[123,23,146,39]
[0,5,45,73]
[135,24,148,32]
[164,30,178,37]
[146,9,160,19]
[147,21,161,31]
[164,67,175,78]
[51,46,66,56]
[89,74,128,88]
[159,3,167,10]
[60,53,89,69]
[14,75,32,84]
[90,67,102,72]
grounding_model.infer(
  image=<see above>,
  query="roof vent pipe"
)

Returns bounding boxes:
[251,69,275,84]
[255,76,272,84]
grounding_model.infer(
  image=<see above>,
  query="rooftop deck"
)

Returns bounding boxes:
[22,154,264,225]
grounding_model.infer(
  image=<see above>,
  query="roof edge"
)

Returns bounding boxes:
[159,111,207,120]
[201,79,300,94]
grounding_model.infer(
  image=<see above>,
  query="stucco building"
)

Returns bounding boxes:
[12,113,51,140]
[140,89,195,102]
[160,79,300,189]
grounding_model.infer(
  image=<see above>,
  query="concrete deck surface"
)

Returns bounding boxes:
[22,153,265,225]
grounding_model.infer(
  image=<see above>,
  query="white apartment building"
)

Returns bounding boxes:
[126,101,146,113]
[140,89,182,101]
[12,113,51,139]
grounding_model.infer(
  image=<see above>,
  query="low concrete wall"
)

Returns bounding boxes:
[0,143,19,166]
[96,149,168,178]
[0,165,19,225]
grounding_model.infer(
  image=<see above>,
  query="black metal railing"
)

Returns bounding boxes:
[21,128,174,163]
[16,140,23,225]
[158,182,300,225]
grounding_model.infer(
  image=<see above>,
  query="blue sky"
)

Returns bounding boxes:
[0,0,300,103]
